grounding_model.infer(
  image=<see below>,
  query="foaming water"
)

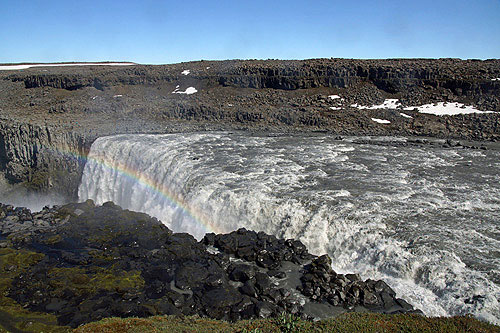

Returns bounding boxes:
[79,133,500,324]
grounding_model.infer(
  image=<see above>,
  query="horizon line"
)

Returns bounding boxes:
[1,57,499,67]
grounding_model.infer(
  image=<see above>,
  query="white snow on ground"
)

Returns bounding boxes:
[181,70,190,75]
[371,118,391,124]
[113,95,123,98]
[352,99,401,110]
[329,107,341,110]
[328,95,341,100]
[350,99,494,116]
[403,102,494,116]
[492,78,500,81]
[172,87,197,95]
[206,67,211,69]
[400,113,413,119]
[0,62,135,70]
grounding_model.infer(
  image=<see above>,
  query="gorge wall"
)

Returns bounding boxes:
[0,122,91,199]
[7,59,500,112]
[0,58,499,196]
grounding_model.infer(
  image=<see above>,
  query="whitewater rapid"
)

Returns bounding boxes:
[78,133,500,324]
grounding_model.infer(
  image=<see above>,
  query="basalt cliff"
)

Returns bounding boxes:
[1,58,499,198]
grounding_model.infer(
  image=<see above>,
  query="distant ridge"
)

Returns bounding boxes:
[0,62,136,70]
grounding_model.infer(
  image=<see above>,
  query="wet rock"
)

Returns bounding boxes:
[240,281,258,298]
[203,286,243,308]
[254,272,272,292]
[229,264,255,282]
[346,273,361,282]
[204,228,312,269]
[362,290,379,307]
[396,298,414,311]
[0,201,420,327]
[267,269,286,279]
[254,301,278,318]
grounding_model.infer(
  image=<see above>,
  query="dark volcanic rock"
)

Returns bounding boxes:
[203,228,313,268]
[1,59,499,197]
[0,201,419,327]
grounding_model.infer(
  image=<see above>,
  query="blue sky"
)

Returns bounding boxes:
[0,0,499,64]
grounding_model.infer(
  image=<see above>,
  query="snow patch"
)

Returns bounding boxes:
[371,118,391,124]
[113,95,123,98]
[403,102,494,116]
[206,67,211,69]
[492,78,500,81]
[350,99,495,116]
[0,62,135,70]
[181,70,190,75]
[352,99,401,110]
[172,87,198,95]
[400,113,413,119]
[328,95,341,100]
[329,107,341,110]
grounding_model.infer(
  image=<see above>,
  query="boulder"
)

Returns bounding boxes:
[0,201,419,328]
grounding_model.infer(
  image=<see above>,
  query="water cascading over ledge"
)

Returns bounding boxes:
[78,132,500,325]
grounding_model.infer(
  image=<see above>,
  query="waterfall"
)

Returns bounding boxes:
[79,133,500,324]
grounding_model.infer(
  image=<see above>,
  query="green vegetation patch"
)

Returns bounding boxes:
[24,170,50,190]
[317,312,500,333]
[48,267,145,297]
[74,313,500,333]
[0,248,70,332]
[0,248,45,291]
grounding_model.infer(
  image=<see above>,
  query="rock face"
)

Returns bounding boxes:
[5,59,500,111]
[0,121,91,199]
[0,201,419,328]
[1,58,499,196]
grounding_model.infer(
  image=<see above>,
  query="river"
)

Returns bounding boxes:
[78,132,500,324]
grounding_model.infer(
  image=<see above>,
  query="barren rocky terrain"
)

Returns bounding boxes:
[1,59,500,332]
[0,200,419,329]
[1,58,499,198]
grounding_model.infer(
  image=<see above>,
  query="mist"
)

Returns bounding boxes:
[0,174,67,212]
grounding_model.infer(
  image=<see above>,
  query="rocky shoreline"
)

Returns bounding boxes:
[0,200,420,329]
[0,59,499,331]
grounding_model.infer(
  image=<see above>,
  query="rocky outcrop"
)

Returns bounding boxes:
[1,58,499,195]
[0,121,91,198]
[0,201,419,328]
[5,59,500,110]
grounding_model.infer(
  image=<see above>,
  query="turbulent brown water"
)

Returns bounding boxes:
[78,133,500,324]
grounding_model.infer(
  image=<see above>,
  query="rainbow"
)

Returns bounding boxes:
[48,144,222,235]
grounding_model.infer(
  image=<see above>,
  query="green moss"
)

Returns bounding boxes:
[88,249,119,264]
[0,248,45,280]
[0,248,70,332]
[91,269,145,292]
[44,234,63,245]
[24,170,50,190]
[0,247,143,331]
[48,266,145,297]
[88,227,123,245]
[0,299,69,333]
